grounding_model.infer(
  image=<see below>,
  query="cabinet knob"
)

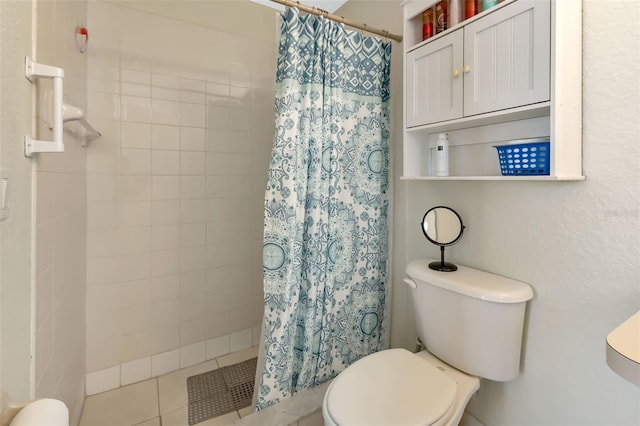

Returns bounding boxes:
[463,65,471,73]
[452,69,460,77]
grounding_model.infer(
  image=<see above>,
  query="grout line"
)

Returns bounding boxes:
[156,377,163,426]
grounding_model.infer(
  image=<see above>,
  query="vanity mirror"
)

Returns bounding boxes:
[421,206,465,272]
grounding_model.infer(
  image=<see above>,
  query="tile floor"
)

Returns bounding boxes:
[79,347,261,426]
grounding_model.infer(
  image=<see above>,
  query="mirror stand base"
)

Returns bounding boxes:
[429,261,458,272]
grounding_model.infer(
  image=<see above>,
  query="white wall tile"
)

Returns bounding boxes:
[152,150,180,175]
[120,356,152,386]
[205,129,229,153]
[86,365,120,395]
[206,335,230,360]
[206,82,229,97]
[119,304,151,336]
[206,175,229,198]
[117,176,151,201]
[118,252,151,283]
[119,331,151,363]
[121,82,151,98]
[229,307,258,333]
[87,202,118,230]
[88,63,120,94]
[151,99,181,125]
[151,200,180,225]
[151,225,180,251]
[152,175,180,200]
[204,312,230,340]
[179,293,205,322]
[150,300,180,327]
[180,223,206,248]
[117,201,151,228]
[181,78,206,93]
[87,256,120,287]
[121,96,151,123]
[87,119,120,174]
[119,279,151,308]
[151,125,180,150]
[118,227,151,254]
[206,105,230,130]
[150,323,180,355]
[153,74,180,90]
[180,103,205,127]
[86,284,120,315]
[87,228,119,258]
[151,275,180,301]
[180,270,205,297]
[180,342,206,368]
[180,151,206,176]
[229,328,253,352]
[89,92,121,120]
[180,199,206,223]
[179,176,205,200]
[121,122,152,149]
[180,246,207,272]
[87,175,118,202]
[120,148,151,175]
[152,86,180,102]
[205,289,229,316]
[151,250,180,277]
[180,127,205,151]
[151,349,180,377]
[122,69,151,85]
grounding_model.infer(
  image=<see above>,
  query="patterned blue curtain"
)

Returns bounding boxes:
[257,7,392,409]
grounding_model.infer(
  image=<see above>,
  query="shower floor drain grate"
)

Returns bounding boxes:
[186,357,257,425]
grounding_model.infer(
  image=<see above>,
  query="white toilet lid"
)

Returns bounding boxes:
[325,348,457,426]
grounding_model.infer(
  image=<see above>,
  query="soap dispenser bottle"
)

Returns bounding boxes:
[434,133,449,177]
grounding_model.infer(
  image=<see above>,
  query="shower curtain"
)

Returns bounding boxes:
[257,7,392,409]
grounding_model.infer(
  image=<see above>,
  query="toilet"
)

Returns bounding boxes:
[322,259,534,426]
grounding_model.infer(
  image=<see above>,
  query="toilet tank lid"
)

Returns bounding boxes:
[407,259,534,303]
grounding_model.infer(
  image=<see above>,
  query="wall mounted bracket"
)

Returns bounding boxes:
[24,57,65,157]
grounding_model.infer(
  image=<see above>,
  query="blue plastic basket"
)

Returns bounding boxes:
[495,141,550,176]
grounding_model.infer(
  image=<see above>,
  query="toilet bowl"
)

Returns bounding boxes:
[322,259,533,426]
[322,348,479,426]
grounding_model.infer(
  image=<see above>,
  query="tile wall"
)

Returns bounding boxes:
[84,1,276,394]
[33,0,88,423]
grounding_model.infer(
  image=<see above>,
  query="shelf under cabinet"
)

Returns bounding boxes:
[406,102,551,134]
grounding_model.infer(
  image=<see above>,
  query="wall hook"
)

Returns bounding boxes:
[75,26,88,53]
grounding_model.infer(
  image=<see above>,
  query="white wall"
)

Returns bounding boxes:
[408,2,640,425]
[0,0,36,404]
[1,0,88,423]
[34,1,89,422]
[84,0,277,395]
[343,0,639,424]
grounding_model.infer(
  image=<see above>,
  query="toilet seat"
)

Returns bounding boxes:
[323,348,457,426]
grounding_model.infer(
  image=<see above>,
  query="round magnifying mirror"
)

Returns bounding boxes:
[421,206,464,272]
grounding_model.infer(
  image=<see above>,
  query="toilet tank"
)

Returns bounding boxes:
[406,259,534,382]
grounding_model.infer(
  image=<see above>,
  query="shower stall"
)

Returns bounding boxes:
[83,0,276,400]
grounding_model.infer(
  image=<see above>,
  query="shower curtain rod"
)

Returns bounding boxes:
[270,0,403,43]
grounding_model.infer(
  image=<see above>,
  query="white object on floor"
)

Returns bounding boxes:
[9,399,68,426]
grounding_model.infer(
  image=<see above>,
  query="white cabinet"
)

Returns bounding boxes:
[402,0,583,180]
[463,0,550,117]
[406,29,463,127]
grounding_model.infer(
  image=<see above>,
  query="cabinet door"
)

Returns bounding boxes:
[406,29,464,127]
[463,0,551,117]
